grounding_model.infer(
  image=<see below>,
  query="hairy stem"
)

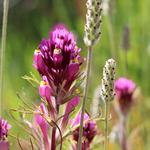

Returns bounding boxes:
[77,46,93,150]
[51,104,59,150]
[104,100,109,150]
[0,0,9,115]
[51,126,56,150]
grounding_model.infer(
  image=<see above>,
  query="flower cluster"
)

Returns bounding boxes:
[115,77,136,115]
[0,117,11,141]
[101,59,116,101]
[84,0,102,46]
[71,112,97,150]
[0,117,11,150]
[34,25,83,106]
[32,25,84,150]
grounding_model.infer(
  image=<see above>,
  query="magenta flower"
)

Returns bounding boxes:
[0,117,11,150]
[115,77,136,115]
[34,25,82,105]
[71,112,97,150]
[33,25,82,150]
[0,117,11,141]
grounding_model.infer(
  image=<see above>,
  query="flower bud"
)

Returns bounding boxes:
[39,77,52,103]
[33,50,45,75]
[53,48,63,65]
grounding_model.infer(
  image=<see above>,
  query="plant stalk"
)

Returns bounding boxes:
[51,104,59,150]
[0,0,9,115]
[119,116,127,150]
[51,126,56,150]
[104,100,110,150]
[77,46,93,150]
[124,50,128,76]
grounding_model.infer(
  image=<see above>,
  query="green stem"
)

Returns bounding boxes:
[77,46,93,150]
[120,116,127,150]
[0,0,9,115]
[104,100,110,150]
[124,50,128,76]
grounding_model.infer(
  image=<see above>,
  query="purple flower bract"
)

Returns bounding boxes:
[71,112,97,150]
[0,117,11,141]
[34,25,83,105]
[115,77,136,115]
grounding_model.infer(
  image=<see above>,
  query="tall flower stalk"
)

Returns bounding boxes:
[34,24,83,150]
[78,0,102,150]
[101,59,116,150]
[114,77,136,150]
[77,47,92,150]
[0,0,9,115]
[121,25,130,75]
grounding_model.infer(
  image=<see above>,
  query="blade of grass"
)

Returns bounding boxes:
[77,46,93,150]
[0,0,9,115]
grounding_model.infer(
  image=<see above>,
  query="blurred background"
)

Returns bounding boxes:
[0,0,150,149]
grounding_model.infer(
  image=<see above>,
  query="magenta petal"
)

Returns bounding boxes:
[60,96,80,132]
[71,112,89,127]
[53,48,63,65]
[0,141,10,150]
[35,113,48,139]
[65,96,80,115]
[53,54,63,64]
[39,80,51,103]
[34,103,50,150]
[35,113,50,150]
[67,64,79,81]
[35,103,48,132]
[33,50,45,74]
[35,103,48,134]
[39,84,51,101]
[39,80,57,120]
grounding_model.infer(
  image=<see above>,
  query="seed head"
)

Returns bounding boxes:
[101,59,116,101]
[84,0,102,46]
